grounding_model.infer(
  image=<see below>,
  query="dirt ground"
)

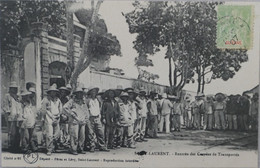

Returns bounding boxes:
[1,129,258,167]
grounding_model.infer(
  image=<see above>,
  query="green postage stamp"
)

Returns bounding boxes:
[216,5,254,49]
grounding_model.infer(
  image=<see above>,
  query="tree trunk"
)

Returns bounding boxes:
[65,1,74,84]
[196,66,201,93]
[69,1,103,90]
[173,68,177,86]
[168,57,172,87]
[201,66,205,93]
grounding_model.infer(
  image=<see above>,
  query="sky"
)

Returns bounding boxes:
[73,1,260,95]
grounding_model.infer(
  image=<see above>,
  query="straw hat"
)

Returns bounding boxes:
[139,89,146,96]
[168,95,178,100]
[162,93,167,98]
[124,87,134,92]
[59,86,70,92]
[115,85,124,97]
[66,84,72,91]
[73,87,83,94]
[125,88,137,95]
[47,84,59,93]
[87,86,99,95]
[29,87,36,93]
[10,81,18,88]
[120,92,129,98]
[83,88,89,95]
[21,90,32,97]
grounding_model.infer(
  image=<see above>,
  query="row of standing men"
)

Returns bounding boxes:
[3,82,258,155]
[3,82,172,155]
[184,92,258,132]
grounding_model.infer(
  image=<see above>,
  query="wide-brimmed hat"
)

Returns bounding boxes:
[215,92,225,101]
[26,82,35,91]
[83,88,89,95]
[10,81,18,88]
[59,86,70,92]
[73,87,83,94]
[21,90,32,97]
[115,86,123,97]
[104,89,116,97]
[120,92,129,98]
[139,89,146,95]
[124,87,134,92]
[29,87,36,93]
[168,95,178,100]
[66,84,72,91]
[149,91,157,96]
[162,93,167,98]
[47,84,59,93]
[87,86,99,95]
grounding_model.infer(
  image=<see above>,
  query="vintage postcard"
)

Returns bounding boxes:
[0,0,259,168]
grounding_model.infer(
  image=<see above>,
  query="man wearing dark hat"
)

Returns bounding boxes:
[59,86,71,147]
[147,91,160,137]
[250,93,259,131]
[63,87,90,155]
[40,84,62,156]
[59,86,71,105]
[2,81,23,152]
[101,89,119,149]
[27,84,36,106]
[86,86,109,152]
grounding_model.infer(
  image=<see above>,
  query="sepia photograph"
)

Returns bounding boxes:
[0,0,259,167]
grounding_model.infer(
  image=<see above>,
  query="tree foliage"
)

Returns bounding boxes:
[0,0,66,49]
[124,1,248,93]
[75,9,121,59]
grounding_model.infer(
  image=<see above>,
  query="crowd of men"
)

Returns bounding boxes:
[2,82,259,156]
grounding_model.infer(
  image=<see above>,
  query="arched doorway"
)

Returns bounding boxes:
[49,61,67,88]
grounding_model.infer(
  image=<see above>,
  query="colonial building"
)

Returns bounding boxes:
[1,15,168,109]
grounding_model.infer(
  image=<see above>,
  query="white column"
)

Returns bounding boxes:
[35,38,42,110]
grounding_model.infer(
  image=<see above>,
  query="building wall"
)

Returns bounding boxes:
[78,68,167,94]
[1,22,169,102]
